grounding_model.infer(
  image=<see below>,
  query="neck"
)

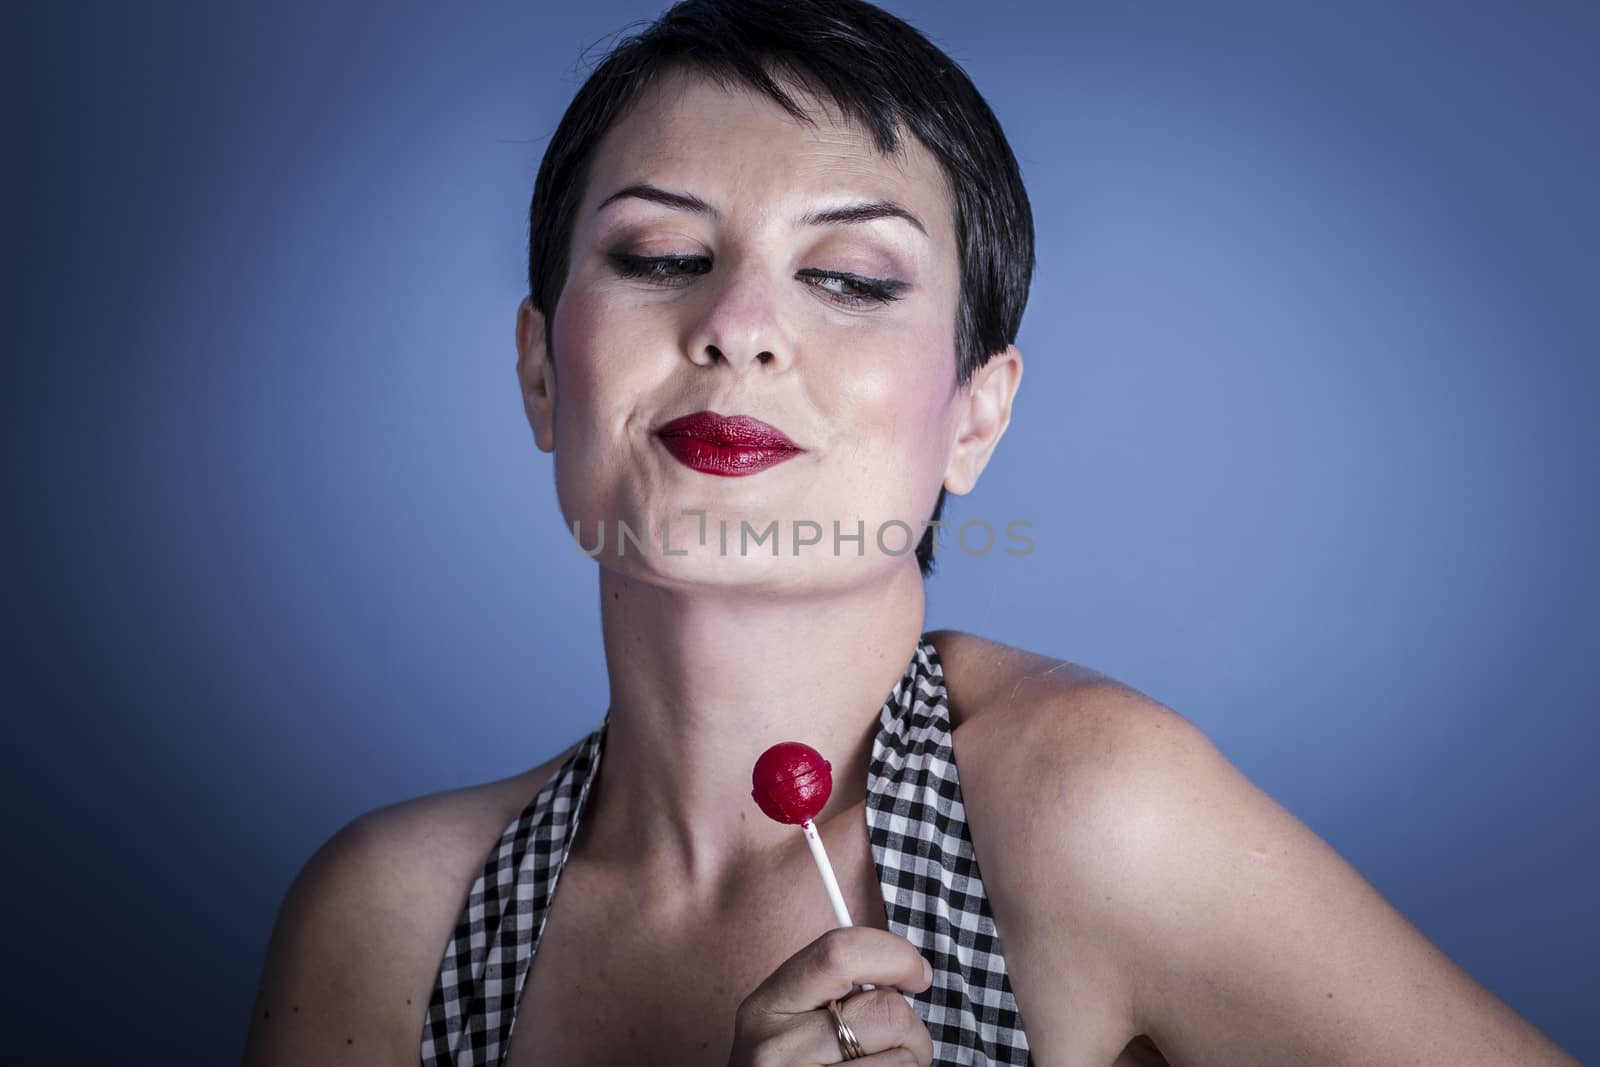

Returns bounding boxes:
[575,561,928,911]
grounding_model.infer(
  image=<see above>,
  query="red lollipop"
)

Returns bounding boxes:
[751,739,869,988]
[751,741,833,825]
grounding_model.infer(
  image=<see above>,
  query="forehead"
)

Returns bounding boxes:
[579,65,955,246]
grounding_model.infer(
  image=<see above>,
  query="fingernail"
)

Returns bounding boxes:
[922,957,933,984]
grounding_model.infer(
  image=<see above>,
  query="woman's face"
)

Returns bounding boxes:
[519,66,1010,592]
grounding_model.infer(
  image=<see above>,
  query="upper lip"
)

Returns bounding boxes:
[654,411,803,451]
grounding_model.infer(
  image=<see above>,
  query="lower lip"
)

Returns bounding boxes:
[656,435,802,476]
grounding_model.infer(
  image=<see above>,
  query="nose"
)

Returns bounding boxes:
[686,261,789,372]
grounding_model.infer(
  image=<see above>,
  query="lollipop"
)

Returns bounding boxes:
[752,741,834,826]
[751,741,868,967]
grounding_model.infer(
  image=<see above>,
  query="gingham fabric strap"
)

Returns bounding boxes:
[867,639,1032,1065]
[421,635,1032,1065]
[419,721,605,1065]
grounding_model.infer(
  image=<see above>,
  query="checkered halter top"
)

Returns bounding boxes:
[421,636,1033,1065]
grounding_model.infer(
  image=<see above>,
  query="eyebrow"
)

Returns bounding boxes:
[595,182,928,238]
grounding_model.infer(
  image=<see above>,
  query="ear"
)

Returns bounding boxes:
[943,345,1023,495]
[515,296,556,453]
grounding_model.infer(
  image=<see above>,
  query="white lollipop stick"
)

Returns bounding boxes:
[800,817,876,991]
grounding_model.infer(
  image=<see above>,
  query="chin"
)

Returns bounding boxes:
[594,534,913,594]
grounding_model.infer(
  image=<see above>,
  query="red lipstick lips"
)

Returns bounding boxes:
[654,411,804,477]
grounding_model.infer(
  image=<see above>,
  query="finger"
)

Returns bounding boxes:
[752,927,933,1014]
[831,990,933,1067]
[762,991,933,1067]
[848,1052,924,1067]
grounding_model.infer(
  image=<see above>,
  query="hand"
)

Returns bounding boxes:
[727,926,936,1065]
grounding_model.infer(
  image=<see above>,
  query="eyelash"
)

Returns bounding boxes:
[607,253,908,308]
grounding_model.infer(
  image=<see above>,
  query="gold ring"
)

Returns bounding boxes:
[827,998,867,1060]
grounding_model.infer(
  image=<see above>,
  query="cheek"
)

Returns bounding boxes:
[548,288,645,452]
[823,325,955,462]
[547,293,634,512]
[549,288,605,411]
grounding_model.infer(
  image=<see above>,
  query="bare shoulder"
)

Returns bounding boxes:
[924,628,1578,1066]
[926,628,1191,1062]
[926,627,1183,785]
[925,627,1201,793]
[925,627,1126,720]
[241,742,581,1066]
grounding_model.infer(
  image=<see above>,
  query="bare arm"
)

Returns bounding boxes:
[241,813,423,1065]
[998,687,1579,1066]
[239,756,571,1066]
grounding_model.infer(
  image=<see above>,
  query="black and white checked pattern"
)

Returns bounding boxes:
[421,636,1032,1065]
[867,639,1032,1065]
[419,721,606,1065]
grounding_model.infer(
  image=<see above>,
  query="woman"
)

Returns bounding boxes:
[243,1,1578,1064]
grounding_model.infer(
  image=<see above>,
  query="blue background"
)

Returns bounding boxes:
[12,1,1596,1062]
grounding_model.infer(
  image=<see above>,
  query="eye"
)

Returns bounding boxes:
[608,254,908,308]
[608,253,710,284]
[796,268,908,308]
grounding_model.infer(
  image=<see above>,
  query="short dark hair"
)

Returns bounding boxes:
[528,0,1035,576]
